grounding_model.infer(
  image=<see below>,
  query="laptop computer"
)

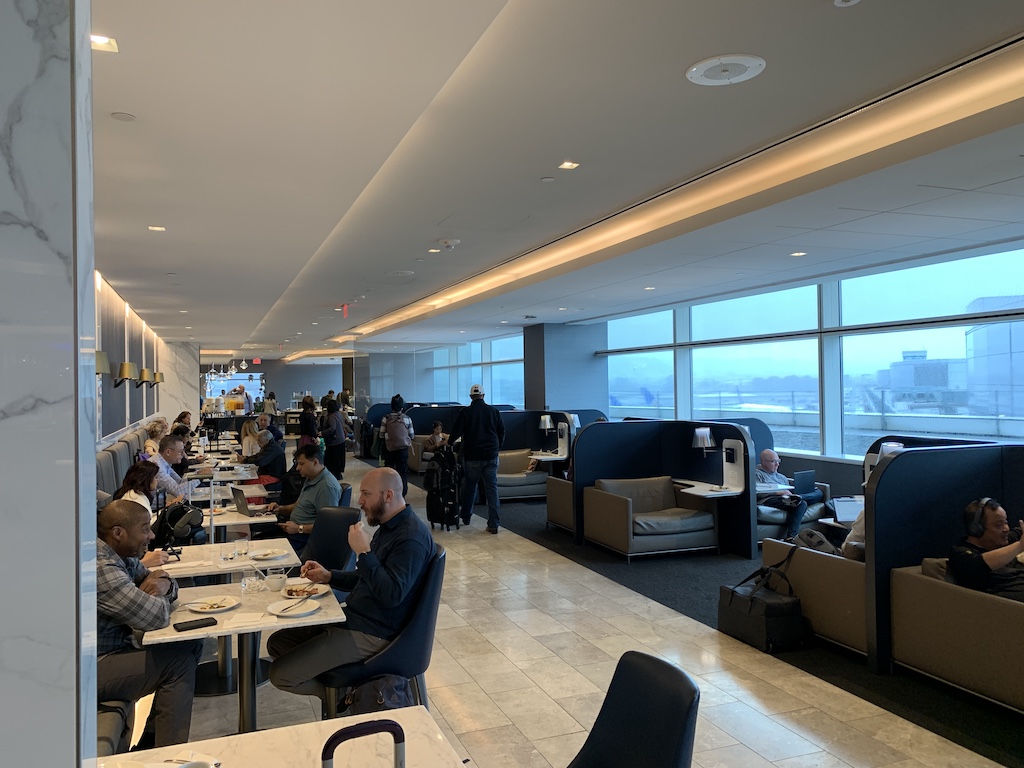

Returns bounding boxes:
[791,469,816,496]
[230,485,270,516]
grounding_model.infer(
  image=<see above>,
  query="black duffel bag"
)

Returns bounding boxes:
[718,561,804,653]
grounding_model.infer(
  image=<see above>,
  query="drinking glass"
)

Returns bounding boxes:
[234,538,250,558]
[220,543,235,561]
[241,567,262,594]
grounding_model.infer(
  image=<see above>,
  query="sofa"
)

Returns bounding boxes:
[892,560,1024,713]
[583,476,717,561]
[408,434,434,473]
[756,482,832,541]
[546,476,574,532]
[762,538,867,653]
[496,448,548,499]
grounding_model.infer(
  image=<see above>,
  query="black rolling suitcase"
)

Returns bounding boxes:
[424,445,461,531]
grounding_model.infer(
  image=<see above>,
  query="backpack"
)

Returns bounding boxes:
[150,501,205,548]
[341,675,415,716]
[793,528,841,556]
[384,413,412,451]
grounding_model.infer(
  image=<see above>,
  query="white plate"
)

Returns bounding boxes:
[282,583,329,599]
[268,599,321,618]
[286,576,311,586]
[251,549,288,561]
[185,595,240,614]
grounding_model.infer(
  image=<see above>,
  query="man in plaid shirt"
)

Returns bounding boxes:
[96,500,201,748]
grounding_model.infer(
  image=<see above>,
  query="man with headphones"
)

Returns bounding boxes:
[948,497,1024,602]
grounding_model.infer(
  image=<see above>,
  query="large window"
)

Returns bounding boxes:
[692,339,820,452]
[691,285,818,341]
[423,334,524,408]
[841,250,1024,326]
[607,351,674,419]
[608,311,673,349]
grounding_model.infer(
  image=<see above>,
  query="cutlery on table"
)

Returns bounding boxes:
[278,595,312,613]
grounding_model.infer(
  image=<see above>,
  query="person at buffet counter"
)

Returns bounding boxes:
[257,412,284,443]
[96,500,202,748]
[949,497,1024,602]
[754,449,823,541]
[298,395,320,448]
[229,384,254,414]
[149,435,201,499]
[267,468,433,702]
[266,442,340,552]
[243,429,286,486]
[263,390,279,417]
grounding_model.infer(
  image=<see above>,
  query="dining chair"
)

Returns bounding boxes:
[300,507,361,572]
[567,650,700,768]
[319,544,446,717]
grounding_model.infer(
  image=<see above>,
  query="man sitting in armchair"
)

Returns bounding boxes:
[755,449,823,541]
[949,497,1024,602]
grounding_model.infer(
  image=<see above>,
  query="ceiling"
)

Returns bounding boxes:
[91,0,1024,362]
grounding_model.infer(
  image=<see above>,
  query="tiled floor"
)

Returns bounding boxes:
[181,459,1002,767]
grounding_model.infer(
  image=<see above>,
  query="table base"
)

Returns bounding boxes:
[195,658,271,697]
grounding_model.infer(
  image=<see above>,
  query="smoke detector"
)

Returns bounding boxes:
[438,239,461,251]
[686,54,766,86]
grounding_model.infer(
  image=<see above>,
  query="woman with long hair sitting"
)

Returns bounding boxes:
[112,461,171,568]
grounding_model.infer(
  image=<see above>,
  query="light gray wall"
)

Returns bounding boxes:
[524,323,609,411]
[1,1,96,762]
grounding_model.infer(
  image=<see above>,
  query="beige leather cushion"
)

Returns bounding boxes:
[497,448,532,474]
[596,476,674,513]
[921,557,956,583]
[634,508,714,535]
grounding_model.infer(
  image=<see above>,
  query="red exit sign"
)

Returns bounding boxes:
[252,358,261,365]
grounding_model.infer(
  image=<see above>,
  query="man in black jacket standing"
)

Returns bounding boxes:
[449,384,505,533]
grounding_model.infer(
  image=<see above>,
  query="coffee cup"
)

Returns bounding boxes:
[265,574,287,591]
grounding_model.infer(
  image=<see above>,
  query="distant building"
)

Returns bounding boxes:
[965,296,1024,417]
[885,351,967,414]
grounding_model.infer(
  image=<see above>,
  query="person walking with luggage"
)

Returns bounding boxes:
[379,394,414,496]
[449,384,505,533]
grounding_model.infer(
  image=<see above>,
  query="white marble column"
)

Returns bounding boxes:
[157,340,201,417]
[0,1,95,765]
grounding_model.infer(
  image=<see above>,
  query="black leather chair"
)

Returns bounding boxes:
[567,651,700,768]
[319,544,446,717]
[300,507,361,572]
[339,482,353,507]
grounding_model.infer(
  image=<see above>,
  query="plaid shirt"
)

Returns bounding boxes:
[96,538,179,655]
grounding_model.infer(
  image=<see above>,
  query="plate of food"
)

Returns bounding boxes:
[250,549,288,561]
[267,599,321,618]
[282,582,330,599]
[185,595,240,614]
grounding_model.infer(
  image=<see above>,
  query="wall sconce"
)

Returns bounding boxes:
[114,362,139,388]
[692,426,716,456]
[538,415,554,435]
[136,368,155,387]
[95,350,109,378]
[151,371,165,387]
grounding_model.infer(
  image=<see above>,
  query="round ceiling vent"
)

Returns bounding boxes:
[686,54,766,86]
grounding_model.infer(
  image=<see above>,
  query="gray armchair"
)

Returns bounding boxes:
[546,476,574,532]
[756,482,831,541]
[583,476,717,561]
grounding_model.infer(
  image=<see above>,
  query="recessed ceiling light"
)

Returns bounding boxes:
[541,177,555,183]
[148,226,166,232]
[834,0,861,6]
[558,161,580,170]
[459,330,466,333]
[296,332,302,335]
[90,35,119,52]
[644,286,656,291]
[558,307,568,311]
[185,326,192,329]
[790,251,808,257]
[334,307,343,311]
[500,320,508,324]
[686,54,766,86]
[428,249,441,253]
[415,258,425,262]
[392,270,415,276]
[311,322,318,325]
[110,112,135,122]
[179,310,188,313]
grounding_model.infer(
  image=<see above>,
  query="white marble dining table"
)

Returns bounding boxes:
[157,539,300,580]
[108,705,461,768]
[144,583,345,733]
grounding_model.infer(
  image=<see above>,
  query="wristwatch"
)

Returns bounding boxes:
[298,524,305,534]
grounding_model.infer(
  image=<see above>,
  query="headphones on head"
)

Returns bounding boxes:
[967,497,993,538]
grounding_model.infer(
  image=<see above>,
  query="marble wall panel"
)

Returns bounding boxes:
[158,340,201,419]
[0,0,94,764]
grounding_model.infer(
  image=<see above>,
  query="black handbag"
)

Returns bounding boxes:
[341,675,414,716]
[718,562,804,653]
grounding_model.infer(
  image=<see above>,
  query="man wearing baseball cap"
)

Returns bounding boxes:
[449,384,505,533]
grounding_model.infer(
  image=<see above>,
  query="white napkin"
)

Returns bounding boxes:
[224,612,277,629]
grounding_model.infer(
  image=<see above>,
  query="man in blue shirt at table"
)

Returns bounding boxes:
[95,500,202,748]
[266,442,340,553]
[267,467,434,704]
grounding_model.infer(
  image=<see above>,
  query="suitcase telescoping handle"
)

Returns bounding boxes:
[321,719,405,768]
